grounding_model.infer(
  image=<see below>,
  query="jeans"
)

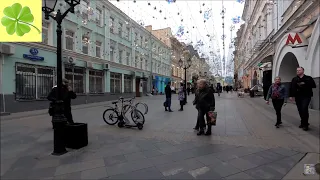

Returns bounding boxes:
[165,98,172,110]
[295,97,311,127]
[272,99,284,124]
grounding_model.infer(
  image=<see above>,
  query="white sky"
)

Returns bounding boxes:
[110,0,244,77]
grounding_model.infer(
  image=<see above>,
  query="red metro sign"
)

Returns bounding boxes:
[285,33,303,46]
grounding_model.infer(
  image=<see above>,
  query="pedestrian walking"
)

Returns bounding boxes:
[178,83,185,111]
[187,86,191,96]
[47,78,77,125]
[289,67,316,131]
[193,79,215,136]
[265,76,288,128]
[164,82,173,112]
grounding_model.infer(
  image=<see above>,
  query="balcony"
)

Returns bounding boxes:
[253,40,264,53]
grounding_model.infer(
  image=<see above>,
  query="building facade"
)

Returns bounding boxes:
[169,37,184,91]
[234,0,319,110]
[0,0,171,113]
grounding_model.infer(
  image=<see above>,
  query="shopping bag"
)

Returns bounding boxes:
[208,111,217,126]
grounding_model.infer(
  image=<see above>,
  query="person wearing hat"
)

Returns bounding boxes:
[47,78,77,124]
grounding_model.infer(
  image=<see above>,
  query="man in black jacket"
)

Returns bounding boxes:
[164,82,173,112]
[193,79,215,135]
[48,78,77,124]
[289,67,316,131]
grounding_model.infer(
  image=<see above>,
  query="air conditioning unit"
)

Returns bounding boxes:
[103,63,109,70]
[0,44,15,55]
[85,61,93,68]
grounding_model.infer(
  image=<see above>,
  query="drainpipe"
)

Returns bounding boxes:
[1,54,5,113]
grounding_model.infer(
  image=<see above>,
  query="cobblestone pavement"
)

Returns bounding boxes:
[1,93,319,179]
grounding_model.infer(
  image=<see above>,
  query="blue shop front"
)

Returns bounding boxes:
[152,76,171,94]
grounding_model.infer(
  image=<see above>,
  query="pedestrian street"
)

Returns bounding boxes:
[1,93,319,179]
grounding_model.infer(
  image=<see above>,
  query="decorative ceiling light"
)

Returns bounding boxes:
[204,20,206,23]
[148,2,151,5]
[203,3,205,6]
[133,0,136,3]
[117,0,120,2]
[159,10,162,13]
[177,12,180,15]
[193,26,194,28]
[181,19,183,22]
[154,6,156,10]
[164,17,166,19]
[200,10,202,13]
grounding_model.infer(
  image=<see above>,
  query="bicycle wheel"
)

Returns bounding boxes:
[135,102,148,115]
[131,109,145,125]
[103,108,119,125]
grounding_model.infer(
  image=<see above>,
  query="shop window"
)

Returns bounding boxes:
[65,66,85,94]
[124,75,132,93]
[15,63,55,100]
[110,72,122,93]
[89,70,104,93]
[65,30,74,51]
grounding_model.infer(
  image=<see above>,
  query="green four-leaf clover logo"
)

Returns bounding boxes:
[1,3,40,36]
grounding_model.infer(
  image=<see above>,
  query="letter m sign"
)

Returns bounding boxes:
[286,33,302,45]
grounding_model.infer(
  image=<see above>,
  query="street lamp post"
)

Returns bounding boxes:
[178,52,192,104]
[42,0,80,156]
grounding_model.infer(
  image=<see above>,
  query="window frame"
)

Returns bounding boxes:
[82,35,90,54]
[110,72,122,94]
[118,22,123,37]
[64,66,86,94]
[124,74,132,93]
[96,41,102,58]
[15,63,55,100]
[41,21,50,45]
[110,46,114,61]
[65,29,75,51]
[110,17,115,33]
[96,8,103,27]
[89,69,104,94]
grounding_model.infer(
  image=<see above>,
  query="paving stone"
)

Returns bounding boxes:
[9,156,39,171]
[195,154,223,166]
[53,171,81,179]
[264,154,304,175]
[165,172,194,179]
[174,142,200,151]
[148,155,175,166]
[166,150,197,162]
[214,146,265,161]
[188,166,222,179]
[241,154,273,166]
[224,172,254,179]
[228,158,258,171]
[244,165,284,180]
[124,152,147,161]
[156,158,205,177]
[141,149,164,158]
[108,167,164,179]
[34,158,61,169]
[105,158,153,176]
[269,147,299,157]
[80,167,108,179]
[103,155,127,166]
[208,161,241,177]
[158,146,182,154]
[135,141,158,151]
[254,150,286,161]
[55,159,105,176]
[1,167,31,179]
[155,142,175,149]
[28,166,57,179]
[1,157,17,176]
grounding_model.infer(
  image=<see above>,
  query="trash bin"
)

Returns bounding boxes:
[249,90,255,98]
[65,123,88,149]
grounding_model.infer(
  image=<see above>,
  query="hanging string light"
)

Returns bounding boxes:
[220,1,226,77]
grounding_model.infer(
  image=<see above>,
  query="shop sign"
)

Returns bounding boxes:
[285,33,303,46]
[23,48,44,61]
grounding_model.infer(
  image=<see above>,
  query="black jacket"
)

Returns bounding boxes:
[47,85,77,108]
[290,75,316,98]
[193,86,215,111]
[165,85,172,98]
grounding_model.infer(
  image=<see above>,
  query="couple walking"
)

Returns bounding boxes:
[164,82,185,112]
[266,67,316,130]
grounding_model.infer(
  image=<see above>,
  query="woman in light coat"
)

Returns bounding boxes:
[178,83,185,111]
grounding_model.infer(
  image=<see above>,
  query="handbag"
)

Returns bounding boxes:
[163,101,167,107]
[208,111,217,126]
